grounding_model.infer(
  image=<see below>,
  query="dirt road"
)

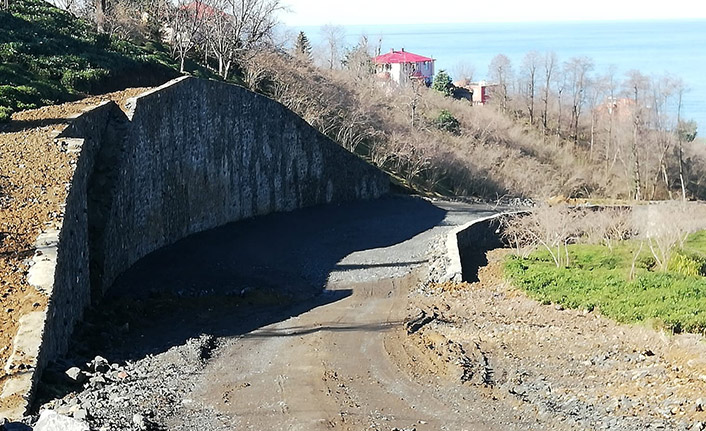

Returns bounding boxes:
[158,196,515,431]
[190,274,503,431]
[36,195,706,431]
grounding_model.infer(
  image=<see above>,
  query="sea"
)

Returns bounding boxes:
[295,20,706,130]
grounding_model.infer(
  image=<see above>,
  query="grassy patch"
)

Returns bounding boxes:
[504,233,706,334]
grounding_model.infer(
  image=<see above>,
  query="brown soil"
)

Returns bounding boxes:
[0,89,148,410]
[403,249,706,428]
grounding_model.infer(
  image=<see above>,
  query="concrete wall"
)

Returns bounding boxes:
[443,211,530,283]
[2,77,388,418]
[455,216,505,282]
[442,214,505,283]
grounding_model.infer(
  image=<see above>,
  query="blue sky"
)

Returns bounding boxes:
[279,0,706,26]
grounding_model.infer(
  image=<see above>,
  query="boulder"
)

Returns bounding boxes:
[34,411,89,431]
[89,356,110,373]
[64,367,87,384]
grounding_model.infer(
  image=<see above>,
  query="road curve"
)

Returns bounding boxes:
[151,196,502,430]
[68,195,506,430]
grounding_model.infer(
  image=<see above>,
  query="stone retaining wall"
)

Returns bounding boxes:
[1,77,388,419]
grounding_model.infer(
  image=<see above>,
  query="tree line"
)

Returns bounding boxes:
[32,0,282,77]
[481,52,699,201]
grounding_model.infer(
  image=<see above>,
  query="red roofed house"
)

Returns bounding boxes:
[373,48,435,86]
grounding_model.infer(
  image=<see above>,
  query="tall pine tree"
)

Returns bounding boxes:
[294,31,312,61]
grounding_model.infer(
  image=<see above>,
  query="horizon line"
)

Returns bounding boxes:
[284,17,706,28]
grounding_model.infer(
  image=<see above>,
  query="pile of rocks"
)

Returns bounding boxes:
[22,334,219,431]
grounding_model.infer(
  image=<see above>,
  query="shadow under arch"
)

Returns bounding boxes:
[65,195,446,363]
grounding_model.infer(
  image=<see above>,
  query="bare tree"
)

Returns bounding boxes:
[452,61,475,84]
[342,35,374,80]
[166,0,207,73]
[101,0,150,40]
[320,24,345,70]
[624,70,650,200]
[635,203,706,271]
[488,54,513,112]
[602,66,618,173]
[564,56,593,145]
[201,0,233,75]
[585,75,605,159]
[645,76,680,199]
[47,0,79,12]
[165,0,281,77]
[674,80,689,201]
[521,51,540,125]
[226,0,281,78]
[501,205,581,267]
[540,51,557,135]
[553,67,566,137]
[406,78,425,128]
[95,0,107,32]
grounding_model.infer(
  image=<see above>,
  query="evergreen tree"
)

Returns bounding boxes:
[432,70,453,96]
[294,31,312,61]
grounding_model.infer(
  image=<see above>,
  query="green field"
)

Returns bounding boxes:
[504,231,706,334]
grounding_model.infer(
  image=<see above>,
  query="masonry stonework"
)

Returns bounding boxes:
[2,77,388,417]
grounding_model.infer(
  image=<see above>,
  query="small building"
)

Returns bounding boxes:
[450,80,496,105]
[467,81,496,106]
[596,96,636,121]
[373,49,435,86]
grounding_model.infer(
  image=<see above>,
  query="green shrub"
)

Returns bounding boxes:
[60,68,110,93]
[0,84,41,113]
[0,105,12,122]
[668,252,706,277]
[435,109,460,134]
[0,0,183,117]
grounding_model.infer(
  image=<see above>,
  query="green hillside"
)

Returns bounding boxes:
[0,0,185,121]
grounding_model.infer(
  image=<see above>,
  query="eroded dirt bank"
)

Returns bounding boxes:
[28,199,706,431]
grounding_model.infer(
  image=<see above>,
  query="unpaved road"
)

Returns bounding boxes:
[35,195,706,431]
[168,196,510,431]
[190,277,504,431]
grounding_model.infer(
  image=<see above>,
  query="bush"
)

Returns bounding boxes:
[0,84,41,113]
[668,252,706,277]
[0,0,181,119]
[60,68,110,93]
[435,109,460,134]
[0,106,12,122]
